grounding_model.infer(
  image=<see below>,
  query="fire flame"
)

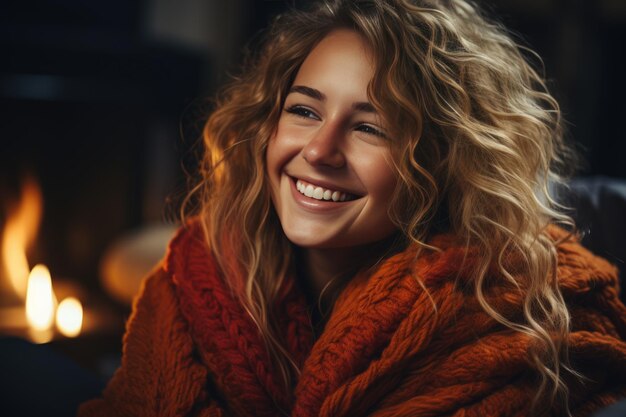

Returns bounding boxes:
[1,176,43,299]
[56,297,83,337]
[2,175,85,341]
[25,264,56,331]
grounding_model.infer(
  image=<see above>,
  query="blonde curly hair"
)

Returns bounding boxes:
[184,0,577,412]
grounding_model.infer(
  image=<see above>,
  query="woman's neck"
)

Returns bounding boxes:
[297,234,402,300]
[301,247,359,297]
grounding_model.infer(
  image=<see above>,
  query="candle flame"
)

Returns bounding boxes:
[1,176,43,299]
[56,297,83,337]
[25,264,56,331]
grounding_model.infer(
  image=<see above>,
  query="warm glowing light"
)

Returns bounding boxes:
[25,264,56,331]
[1,176,43,298]
[28,328,53,344]
[56,297,83,337]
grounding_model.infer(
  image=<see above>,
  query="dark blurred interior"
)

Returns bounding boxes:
[0,0,625,415]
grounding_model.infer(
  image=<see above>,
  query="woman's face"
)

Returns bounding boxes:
[266,29,398,249]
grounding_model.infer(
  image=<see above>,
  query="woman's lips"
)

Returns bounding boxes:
[287,176,361,211]
[295,178,358,202]
[289,175,362,197]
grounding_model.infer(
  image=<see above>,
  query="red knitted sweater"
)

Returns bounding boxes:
[79,223,626,417]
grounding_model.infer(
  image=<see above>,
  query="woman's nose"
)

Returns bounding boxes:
[301,124,346,168]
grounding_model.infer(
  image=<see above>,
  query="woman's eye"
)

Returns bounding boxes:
[284,105,320,120]
[356,124,387,139]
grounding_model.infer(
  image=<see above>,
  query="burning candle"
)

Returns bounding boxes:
[25,264,55,331]
[56,297,83,337]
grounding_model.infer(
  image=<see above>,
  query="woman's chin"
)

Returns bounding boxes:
[282,226,349,249]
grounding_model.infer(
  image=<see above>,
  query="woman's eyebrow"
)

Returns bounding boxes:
[289,85,378,114]
[352,102,377,113]
[289,85,326,101]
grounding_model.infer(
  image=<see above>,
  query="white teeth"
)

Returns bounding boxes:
[295,179,354,202]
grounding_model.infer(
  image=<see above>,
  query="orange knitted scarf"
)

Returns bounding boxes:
[79,224,626,417]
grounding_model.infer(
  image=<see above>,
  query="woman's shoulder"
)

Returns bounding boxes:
[119,218,220,336]
[545,224,621,298]
[78,221,212,417]
[420,224,620,292]
[163,218,210,278]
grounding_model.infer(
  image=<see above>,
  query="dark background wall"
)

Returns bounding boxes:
[1,0,625,296]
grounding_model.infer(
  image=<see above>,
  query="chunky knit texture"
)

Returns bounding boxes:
[79,223,626,417]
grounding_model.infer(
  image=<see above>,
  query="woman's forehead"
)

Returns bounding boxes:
[294,29,374,85]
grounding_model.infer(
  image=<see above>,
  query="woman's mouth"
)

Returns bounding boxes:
[295,178,359,202]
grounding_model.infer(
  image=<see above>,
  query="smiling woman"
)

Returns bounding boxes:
[267,30,399,298]
[267,30,397,257]
[79,1,626,417]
